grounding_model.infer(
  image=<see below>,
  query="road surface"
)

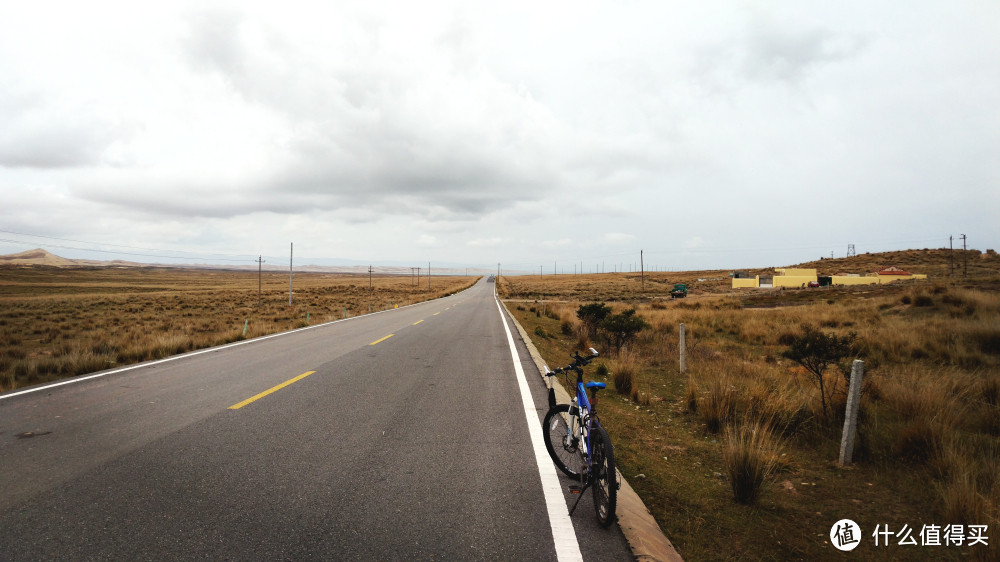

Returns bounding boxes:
[0,277,631,560]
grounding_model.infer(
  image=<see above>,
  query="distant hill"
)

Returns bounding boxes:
[0,248,81,267]
[791,248,1000,278]
[0,248,481,275]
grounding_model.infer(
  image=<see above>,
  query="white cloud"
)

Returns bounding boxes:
[541,238,573,249]
[467,237,505,248]
[605,233,636,244]
[1,1,997,269]
[415,234,437,247]
[684,237,707,249]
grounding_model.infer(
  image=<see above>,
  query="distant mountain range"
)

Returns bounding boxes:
[0,248,497,275]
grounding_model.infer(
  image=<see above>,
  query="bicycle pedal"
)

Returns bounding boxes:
[568,485,583,494]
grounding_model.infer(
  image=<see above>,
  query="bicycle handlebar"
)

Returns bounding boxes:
[544,347,600,376]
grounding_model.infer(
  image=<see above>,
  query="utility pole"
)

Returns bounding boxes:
[428,261,431,289]
[962,234,968,276]
[416,267,421,287]
[289,243,293,306]
[847,244,856,258]
[641,249,645,291]
[368,265,373,290]
[540,265,543,279]
[256,255,265,306]
[950,236,954,276]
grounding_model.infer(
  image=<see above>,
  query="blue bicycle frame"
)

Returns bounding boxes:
[542,347,617,526]
[546,348,605,471]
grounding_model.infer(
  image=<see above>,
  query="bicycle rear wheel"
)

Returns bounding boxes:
[542,404,586,479]
[590,425,617,527]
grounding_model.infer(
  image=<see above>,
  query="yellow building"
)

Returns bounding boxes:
[772,268,818,288]
[829,275,880,286]
[732,266,926,289]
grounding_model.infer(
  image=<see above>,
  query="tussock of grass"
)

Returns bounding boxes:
[699,375,738,433]
[723,418,784,505]
[685,376,698,413]
[611,348,639,398]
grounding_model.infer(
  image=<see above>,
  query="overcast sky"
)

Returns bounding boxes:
[2,0,998,272]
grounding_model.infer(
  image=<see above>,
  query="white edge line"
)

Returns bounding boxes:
[494,288,583,562]
[0,283,476,401]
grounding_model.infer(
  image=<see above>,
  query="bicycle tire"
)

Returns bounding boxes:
[542,404,587,479]
[590,425,618,527]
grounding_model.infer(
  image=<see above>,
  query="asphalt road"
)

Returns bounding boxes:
[0,277,631,560]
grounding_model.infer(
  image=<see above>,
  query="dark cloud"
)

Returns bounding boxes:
[694,13,868,92]
[86,9,563,222]
[743,26,866,82]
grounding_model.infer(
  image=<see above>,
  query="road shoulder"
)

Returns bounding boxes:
[499,299,684,562]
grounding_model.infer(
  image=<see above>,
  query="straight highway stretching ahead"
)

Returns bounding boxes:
[0,277,631,560]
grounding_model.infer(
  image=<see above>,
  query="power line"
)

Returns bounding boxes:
[498,236,954,268]
[0,229,253,262]
[0,238,254,263]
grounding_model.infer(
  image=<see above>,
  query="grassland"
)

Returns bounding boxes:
[0,266,477,392]
[501,250,999,560]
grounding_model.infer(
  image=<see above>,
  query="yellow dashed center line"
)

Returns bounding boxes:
[228,371,316,410]
[433,312,440,316]
[369,334,394,346]
[412,320,424,325]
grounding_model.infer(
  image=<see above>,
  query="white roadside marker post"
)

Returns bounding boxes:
[839,360,865,466]
[679,323,687,374]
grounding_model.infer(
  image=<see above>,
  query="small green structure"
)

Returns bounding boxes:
[670,283,688,298]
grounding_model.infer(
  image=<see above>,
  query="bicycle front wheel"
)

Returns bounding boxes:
[590,425,618,527]
[542,404,586,479]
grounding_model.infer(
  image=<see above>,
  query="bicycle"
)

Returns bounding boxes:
[541,348,619,527]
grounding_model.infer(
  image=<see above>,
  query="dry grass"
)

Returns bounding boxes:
[0,266,478,391]
[723,418,784,504]
[610,347,640,397]
[504,255,1000,559]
